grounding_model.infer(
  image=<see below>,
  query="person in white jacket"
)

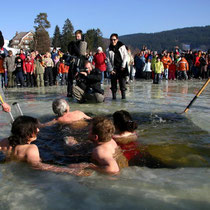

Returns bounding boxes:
[106,33,128,99]
[143,59,152,80]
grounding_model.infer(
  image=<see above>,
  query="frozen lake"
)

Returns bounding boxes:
[0,79,210,210]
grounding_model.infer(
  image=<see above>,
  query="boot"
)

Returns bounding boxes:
[121,91,126,99]
[112,92,116,100]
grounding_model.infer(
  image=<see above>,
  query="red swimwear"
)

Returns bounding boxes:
[113,133,144,163]
[117,141,142,161]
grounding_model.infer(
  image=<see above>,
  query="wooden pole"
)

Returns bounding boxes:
[183,78,210,113]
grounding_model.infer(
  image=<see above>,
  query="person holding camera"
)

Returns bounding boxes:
[67,30,87,97]
[72,61,104,103]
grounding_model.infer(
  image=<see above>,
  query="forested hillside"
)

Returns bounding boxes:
[119,26,210,51]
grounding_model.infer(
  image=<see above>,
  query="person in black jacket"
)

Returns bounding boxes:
[106,33,128,100]
[72,61,104,103]
[66,30,87,97]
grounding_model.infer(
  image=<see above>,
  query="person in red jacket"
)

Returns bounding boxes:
[58,58,69,85]
[93,47,106,84]
[23,54,34,87]
[193,52,200,78]
[19,49,26,61]
[168,61,176,80]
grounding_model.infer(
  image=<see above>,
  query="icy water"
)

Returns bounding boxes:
[0,79,210,210]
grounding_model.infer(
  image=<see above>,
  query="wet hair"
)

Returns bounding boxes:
[113,110,138,133]
[8,116,39,148]
[91,116,115,142]
[52,99,68,117]
[110,33,119,40]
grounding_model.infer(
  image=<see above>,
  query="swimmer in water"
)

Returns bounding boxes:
[113,110,138,139]
[68,116,127,174]
[112,110,167,168]
[43,99,91,127]
[112,110,143,165]
[0,115,89,176]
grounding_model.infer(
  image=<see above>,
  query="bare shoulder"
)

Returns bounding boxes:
[75,110,91,119]
[26,144,40,164]
[92,145,109,159]
[41,119,58,127]
[26,144,39,153]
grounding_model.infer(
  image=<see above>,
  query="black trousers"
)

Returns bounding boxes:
[26,73,34,87]
[44,67,53,86]
[15,71,25,87]
[110,73,126,93]
[67,69,75,95]
[153,73,161,84]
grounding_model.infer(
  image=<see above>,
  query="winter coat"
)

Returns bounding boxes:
[106,41,128,72]
[34,60,45,74]
[178,58,189,71]
[143,62,152,72]
[23,58,34,73]
[93,52,106,72]
[0,58,5,73]
[161,56,172,69]
[58,63,69,74]
[194,56,200,67]
[151,57,157,71]
[19,53,26,61]
[154,61,164,74]
[3,55,15,72]
[44,57,54,67]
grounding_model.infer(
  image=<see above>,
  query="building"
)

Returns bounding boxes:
[9,31,34,50]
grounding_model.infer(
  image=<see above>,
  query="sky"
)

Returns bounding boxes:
[1,0,210,40]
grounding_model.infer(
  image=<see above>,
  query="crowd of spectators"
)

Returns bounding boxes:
[0,46,209,89]
[133,47,210,83]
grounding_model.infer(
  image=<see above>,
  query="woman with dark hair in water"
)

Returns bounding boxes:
[0,115,89,176]
[112,110,146,166]
[113,110,138,137]
[112,110,169,168]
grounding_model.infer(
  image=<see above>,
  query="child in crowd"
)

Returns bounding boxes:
[0,115,88,176]
[58,58,69,85]
[143,58,152,80]
[153,57,164,84]
[34,54,45,87]
[168,61,177,80]
[15,55,25,87]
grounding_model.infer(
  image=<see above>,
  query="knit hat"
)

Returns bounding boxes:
[97,47,103,52]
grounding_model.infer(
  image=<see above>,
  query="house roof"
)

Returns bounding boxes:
[13,32,29,40]
[10,31,34,47]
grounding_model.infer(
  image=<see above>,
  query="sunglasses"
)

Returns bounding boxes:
[110,39,117,41]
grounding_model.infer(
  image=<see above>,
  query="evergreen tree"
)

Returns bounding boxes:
[61,18,74,52]
[52,25,61,48]
[85,28,104,52]
[34,30,51,54]
[33,12,51,53]
[34,13,51,30]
